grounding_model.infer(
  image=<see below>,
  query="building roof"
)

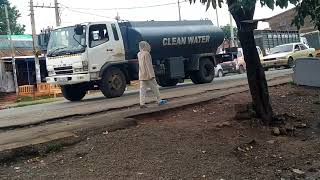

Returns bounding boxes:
[0,35,33,41]
[0,35,34,51]
[267,7,296,20]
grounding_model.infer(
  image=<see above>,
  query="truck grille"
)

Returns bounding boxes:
[54,66,73,75]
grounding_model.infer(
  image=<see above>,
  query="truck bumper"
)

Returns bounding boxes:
[46,74,90,85]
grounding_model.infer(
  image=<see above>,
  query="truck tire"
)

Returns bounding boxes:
[100,67,126,98]
[61,85,87,101]
[190,59,215,84]
[156,76,179,87]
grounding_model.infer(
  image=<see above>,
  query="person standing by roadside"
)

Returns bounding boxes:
[138,41,167,108]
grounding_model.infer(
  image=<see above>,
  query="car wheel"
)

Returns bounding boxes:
[217,70,224,77]
[309,54,313,57]
[287,57,294,68]
[238,65,245,74]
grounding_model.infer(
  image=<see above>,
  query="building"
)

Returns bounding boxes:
[0,35,47,92]
[267,8,315,33]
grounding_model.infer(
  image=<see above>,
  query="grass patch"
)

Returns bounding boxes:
[288,81,296,86]
[6,97,60,108]
[16,95,52,103]
[0,92,6,98]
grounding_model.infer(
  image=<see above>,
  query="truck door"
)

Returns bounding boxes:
[87,23,125,75]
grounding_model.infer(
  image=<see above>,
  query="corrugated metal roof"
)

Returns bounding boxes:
[0,35,32,41]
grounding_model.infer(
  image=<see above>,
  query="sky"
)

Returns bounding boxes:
[10,0,294,34]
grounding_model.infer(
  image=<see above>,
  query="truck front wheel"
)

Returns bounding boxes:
[61,84,87,101]
[190,59,215,84]
[100,67,126,98]
[156,76,179,87]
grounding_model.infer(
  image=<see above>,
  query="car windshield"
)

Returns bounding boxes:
[271,44,293,54]
[47,26,86,57]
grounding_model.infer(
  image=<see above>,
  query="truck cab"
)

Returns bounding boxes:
[46,22,125,85]
[46,22,128,101]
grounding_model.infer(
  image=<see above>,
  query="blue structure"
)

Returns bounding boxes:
[0,56,47,86]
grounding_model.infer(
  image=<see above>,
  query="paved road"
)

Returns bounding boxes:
[0,69,292,129]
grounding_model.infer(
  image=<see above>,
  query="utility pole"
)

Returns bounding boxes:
[215,1,220,27]
[30,0,42,84]
[4,4,19,96]
[178,0,182,21]
[54,0,61,26]
[33,1,61,27]
[229,13,235,47]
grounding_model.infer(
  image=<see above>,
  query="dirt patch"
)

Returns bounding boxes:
[0,84,320,179]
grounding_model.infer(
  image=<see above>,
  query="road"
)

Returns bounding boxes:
[0,69,292,129]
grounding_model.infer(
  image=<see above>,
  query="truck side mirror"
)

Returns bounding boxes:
[74,25,84,35]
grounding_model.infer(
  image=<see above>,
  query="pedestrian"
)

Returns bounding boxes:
[138,41,167,108]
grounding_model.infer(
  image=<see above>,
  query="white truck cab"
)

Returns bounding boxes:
[46,22,125,85]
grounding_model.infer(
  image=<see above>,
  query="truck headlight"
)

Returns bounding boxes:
[48,70,55,76]
[82,61,89,71]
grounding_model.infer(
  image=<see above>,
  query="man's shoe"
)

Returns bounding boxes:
[158,99,168,105]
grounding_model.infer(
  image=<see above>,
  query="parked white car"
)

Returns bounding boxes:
[215,64,224,77]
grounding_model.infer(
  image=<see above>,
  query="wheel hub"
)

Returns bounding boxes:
[204,65,214,77]
[108,74,122,90]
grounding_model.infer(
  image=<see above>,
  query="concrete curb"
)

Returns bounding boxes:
[0,76,291,162]
[0,75,292,130]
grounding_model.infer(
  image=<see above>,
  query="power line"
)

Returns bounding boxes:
[60,1,187,11]
[62,5,114,19]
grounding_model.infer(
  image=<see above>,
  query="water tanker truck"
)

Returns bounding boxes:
[45,20,224,101]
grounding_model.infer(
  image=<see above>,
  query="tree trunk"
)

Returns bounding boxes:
[238,30,274,124]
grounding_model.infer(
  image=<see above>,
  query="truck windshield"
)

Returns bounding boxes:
[271,44,293,54]
[47,26,86,57]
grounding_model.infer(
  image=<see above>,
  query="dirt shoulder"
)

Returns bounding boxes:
[1,84,320,180]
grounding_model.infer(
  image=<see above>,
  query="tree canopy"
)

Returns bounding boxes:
[0,0,25,35]
[221,25,238,40]
[189,0,319,31]
[293,0,320,30]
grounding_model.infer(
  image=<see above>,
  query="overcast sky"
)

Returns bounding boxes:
[10,0,294,34]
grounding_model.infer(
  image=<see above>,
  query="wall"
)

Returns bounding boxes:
[0,62,15,93]
[267,8,315,33]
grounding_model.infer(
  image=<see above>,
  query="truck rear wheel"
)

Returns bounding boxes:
[190,59,215,84]
[156,76,179,87]
[100,67,126,98]
[61,84,87,101]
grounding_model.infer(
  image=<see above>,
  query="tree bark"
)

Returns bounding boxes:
[238,30,274,124]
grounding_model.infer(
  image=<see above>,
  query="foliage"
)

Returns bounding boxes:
[292,0,320,31]
[0,0,25,35]
[189,0,320,31]
[221,24,238,40]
